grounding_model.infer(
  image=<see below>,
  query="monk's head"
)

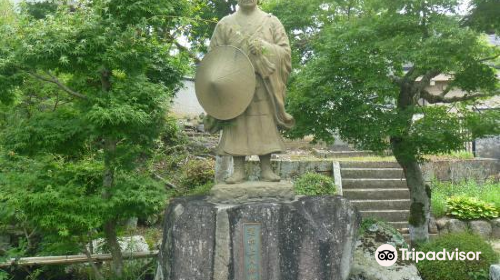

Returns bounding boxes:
[238,0,258,9]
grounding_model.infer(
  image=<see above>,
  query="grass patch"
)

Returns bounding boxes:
[424,150,475,161]
[431,180,500,218]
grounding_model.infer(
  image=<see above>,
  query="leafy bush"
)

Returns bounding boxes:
[431,180,500,218]
[416,232,498,280]
[446,196,498,220]
[294,172,337,195]
[180,159,215,189]
[0,153,167,255]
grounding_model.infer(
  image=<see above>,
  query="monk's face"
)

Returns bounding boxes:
[238,0,258,9]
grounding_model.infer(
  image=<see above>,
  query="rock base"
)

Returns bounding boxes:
[156,195,361,280]
[209,181,295,203]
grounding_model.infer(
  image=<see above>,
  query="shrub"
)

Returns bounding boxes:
[294,172,337,195]
[416,232,498,280]
[180,158,215,189]
[446,196,498,220]
[431,180,500,218]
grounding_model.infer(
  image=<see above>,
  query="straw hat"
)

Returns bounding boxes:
[195,45,256,120]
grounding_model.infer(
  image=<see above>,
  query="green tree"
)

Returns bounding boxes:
[0,0,188,277]
[263,0,365,66]
[462,0,500,34]
[286,0,499,244]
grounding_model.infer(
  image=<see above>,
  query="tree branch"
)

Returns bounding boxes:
[80,240,104,280]
[164,32,201,64]
[416,70,441,91]
[403,66,417,81]
[153,173,178,190]
[24,70,87,99]
[420,89,491,104]
[477,54,500,62]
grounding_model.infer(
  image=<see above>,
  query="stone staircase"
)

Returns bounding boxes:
[340,161,411,230]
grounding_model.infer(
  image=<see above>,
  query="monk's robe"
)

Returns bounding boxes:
[209,12,295,156]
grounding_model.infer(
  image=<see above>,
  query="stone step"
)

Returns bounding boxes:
[340,161,400,168]
[341,168,404,179]
[359,210,410,222]
[388,222,410,230]
[342,179,407,189]
[343,188,410,200]
[351,199,411,211]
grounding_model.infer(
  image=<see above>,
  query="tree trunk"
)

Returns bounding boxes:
[102,138,124,278]
[104,220,123,278]
[100,70,123,277]
[392,139,430,245]
[393,80,431,245]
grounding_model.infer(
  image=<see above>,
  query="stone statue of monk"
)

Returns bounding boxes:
[208,0,294,184]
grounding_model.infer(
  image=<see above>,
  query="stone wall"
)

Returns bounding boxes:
[219,158,500,183]
[420,159,500,183]
[431,217,500,240]
[475,136,500,159]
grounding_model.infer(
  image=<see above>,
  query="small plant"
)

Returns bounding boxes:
[294,172,337,195]
[431,180,500,218]
[446,196,498,220]
[416,232,498,280]
[180,159,215,189]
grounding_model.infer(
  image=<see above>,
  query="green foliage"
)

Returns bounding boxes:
[0,152,167,255]
[437,151,475,160]
[262,0,364,66]
[285,0,499,162]
[446,196,498,220]
[416,232,498,280]
[294,172,337,195]
[0,0,189,276]
[183,182,215,197]
[463,0,500,34]
[431,191,448,218]
[180,159,215,189]
[431,180,500,218]
[2,107,90,157]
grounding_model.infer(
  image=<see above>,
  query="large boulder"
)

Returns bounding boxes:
[156,195,361,280]
[491,265,500,280]
[348,221,422,280]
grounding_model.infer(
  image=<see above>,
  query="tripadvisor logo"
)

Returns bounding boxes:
[375,244,482,266]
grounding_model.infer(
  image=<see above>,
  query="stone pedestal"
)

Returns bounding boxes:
[156,186,361,280]
[209,181,295,203]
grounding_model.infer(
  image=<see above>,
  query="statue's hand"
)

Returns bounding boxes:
[249,39,263,56]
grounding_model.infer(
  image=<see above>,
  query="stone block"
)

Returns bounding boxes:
[435,217,449,231]
[209,181,295,203]
[428,217,438,234]
[447,219,467,233]
[491,218,500,239]
[468,220,492,239]
[156,195,361,280]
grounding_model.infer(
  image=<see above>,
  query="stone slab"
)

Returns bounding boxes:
[156,195,361,280]
[209,181,295,203]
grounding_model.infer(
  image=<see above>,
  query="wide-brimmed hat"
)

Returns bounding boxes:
[195,45,256,120]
